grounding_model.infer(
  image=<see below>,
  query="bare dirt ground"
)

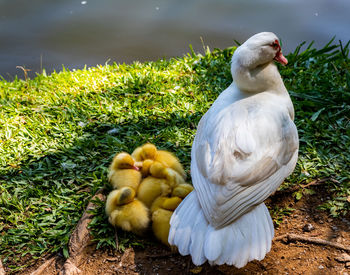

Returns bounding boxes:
[9,184,350,275]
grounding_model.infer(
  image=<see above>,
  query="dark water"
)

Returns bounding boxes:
[1,0,349,79]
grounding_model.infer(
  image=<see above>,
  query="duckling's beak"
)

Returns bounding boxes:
[134,162,143,170]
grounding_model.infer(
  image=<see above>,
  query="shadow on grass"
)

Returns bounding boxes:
[0,110,202,270]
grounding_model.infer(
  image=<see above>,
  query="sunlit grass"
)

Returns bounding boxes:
[0,40,349,272]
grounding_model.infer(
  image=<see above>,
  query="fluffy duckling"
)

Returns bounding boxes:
[105,188,136,213]
[156,150,186,179]
[151,196,182,246]
[171,183,194,198]
[132,143,186,179]
[139,159,154,178]
[136,177,171,208]
[150,196,182,213]
[106,190,150,234]
[149,161,186,188]
[152,208,174,246]
[132,143,157,161]
[108,152,142,190]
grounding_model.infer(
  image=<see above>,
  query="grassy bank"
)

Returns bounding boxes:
[1,40,349,272]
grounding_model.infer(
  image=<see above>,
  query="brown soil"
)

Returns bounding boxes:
[9,185,350,275]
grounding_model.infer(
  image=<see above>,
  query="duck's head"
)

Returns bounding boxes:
[231,32,288,93]
[112,152,139,170]
[233,32,287,69]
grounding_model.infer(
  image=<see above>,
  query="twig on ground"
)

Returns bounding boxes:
[300,178,331,188]
[274,233,350,252]
[275,177,337,195]
[59,188,106,275]
[29,257,56,275]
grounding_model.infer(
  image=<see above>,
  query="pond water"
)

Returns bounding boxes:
[1,0,349,79]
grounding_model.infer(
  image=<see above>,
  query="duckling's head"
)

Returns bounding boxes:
[112,152,139,170]
[139,159,154,177]
[141,143,157,160]
[149,161,167,178]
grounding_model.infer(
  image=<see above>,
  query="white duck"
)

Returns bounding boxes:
[168,32,299,267]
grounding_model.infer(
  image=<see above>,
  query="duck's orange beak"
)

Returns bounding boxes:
[274,50,288,65]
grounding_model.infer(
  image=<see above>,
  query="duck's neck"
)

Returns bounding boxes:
[231,60,287,95]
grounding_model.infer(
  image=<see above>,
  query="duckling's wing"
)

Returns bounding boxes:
[192,94,298,228]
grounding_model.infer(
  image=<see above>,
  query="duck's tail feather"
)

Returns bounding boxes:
[168,191,274,268]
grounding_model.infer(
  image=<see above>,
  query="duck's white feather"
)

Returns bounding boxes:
[193,87,298,228]
[169,191,275,267]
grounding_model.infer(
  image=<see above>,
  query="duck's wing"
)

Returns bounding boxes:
[192,93,298,228]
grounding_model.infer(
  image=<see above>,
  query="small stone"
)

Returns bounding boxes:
[319,265,324,269]
[107,128,119,135]
[303,223,315,232]
[337,236,344,243]
[332,225,339,231]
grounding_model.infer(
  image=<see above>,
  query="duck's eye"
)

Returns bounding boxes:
[271,42,278,49]
[270,41,279,50]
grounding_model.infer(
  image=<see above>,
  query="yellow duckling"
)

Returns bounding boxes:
[150,196,182,213]
[132,143,157,161]
[171,183,194,198]
[149,161,186,188]
[151,196,182,246]
[136,176,171,208]
[105,187,136,212]
[152,208,174,246]
[156,150,186,179]
[108,152,142,190]
[132,143,186,179]
[106,190,150,234]
[139,159,154,178]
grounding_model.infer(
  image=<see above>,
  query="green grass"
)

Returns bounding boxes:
[0,40,349,272]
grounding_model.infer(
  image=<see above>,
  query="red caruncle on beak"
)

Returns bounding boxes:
[272,39,288,65]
